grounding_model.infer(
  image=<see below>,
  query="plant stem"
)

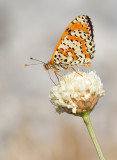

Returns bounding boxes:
[81,111,105,160]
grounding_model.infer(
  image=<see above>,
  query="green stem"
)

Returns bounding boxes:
[81,111,105,160]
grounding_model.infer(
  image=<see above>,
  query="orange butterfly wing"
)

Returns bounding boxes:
[50,15,95,67]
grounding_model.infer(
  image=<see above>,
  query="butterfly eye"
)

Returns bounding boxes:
[45,64,50,69]
[43,63,50,70]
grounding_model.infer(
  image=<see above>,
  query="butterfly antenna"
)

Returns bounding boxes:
[24,57,45,67]
[24,63,42,67]
[30,57,45,64]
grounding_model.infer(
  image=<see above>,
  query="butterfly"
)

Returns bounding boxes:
[43,15,95,76]
[25,15,95,82]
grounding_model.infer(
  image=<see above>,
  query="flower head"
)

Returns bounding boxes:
[49,71,105,115]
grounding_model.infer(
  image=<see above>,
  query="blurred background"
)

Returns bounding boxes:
[0,0,117,159]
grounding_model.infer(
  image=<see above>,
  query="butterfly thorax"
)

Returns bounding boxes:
[43,61,67,72]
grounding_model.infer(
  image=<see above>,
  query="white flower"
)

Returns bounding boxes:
[49,71,105,114]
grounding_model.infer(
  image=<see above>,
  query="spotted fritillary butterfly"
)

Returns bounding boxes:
[43,15,95,74]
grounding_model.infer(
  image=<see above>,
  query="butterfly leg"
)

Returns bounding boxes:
[67,66,82,76]
[47,70,56,85]
[54,71,59,81]
[54,70,66,83]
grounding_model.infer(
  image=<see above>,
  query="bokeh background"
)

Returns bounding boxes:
[0,0,117,159]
